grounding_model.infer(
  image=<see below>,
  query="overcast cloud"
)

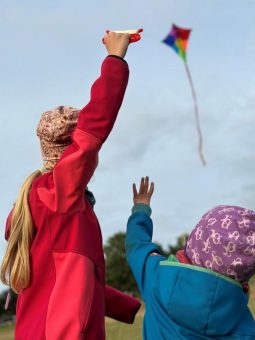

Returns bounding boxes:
[1,0,255,291]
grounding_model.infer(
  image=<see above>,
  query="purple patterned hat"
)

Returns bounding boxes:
[185,205,255,282]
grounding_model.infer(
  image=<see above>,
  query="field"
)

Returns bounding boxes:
[1,284,255,340]
[0,310,144,340]
[0,324,14,340]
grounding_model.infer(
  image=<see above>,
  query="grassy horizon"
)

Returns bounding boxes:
[1,283,255,340]
[0,311,144,340]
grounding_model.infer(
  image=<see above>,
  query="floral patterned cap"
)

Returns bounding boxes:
[36,106,79,169]
[185,205,255,282]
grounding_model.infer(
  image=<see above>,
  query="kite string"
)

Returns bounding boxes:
[184,61,206,166]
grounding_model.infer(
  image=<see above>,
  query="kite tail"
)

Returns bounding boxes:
[184,61,206,166]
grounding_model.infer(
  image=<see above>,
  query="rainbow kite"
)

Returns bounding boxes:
[163,24,206,166]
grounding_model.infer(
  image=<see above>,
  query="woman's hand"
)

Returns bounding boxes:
[133,176,154,206]
[103,32,130,59]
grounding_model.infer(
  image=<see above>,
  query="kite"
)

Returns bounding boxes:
[163,24,206,166]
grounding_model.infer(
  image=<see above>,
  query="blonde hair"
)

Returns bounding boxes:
[0,169,43,293]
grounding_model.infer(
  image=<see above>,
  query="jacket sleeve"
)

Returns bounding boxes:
[37,56,129,213]
[105,285,141,324]
[125,204,166,299]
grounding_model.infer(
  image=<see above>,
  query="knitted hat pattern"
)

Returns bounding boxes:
[36,106,79,169]
[185,205,255,282]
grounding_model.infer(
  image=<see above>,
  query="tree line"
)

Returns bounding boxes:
[104,232,188,296]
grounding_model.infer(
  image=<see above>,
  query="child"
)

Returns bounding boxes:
[0,32,140,340]
[126,176,255,339]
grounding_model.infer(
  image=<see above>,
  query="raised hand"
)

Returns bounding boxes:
[133,176,154,206]
[103,32,130,59]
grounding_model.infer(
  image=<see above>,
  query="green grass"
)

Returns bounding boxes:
[1,286,255,340]
[0,314,143,340]
[106,309,143,340]
[0,324,14,340]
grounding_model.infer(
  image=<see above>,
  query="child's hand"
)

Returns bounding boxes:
[103,32,130,59]
[133,176,154,206]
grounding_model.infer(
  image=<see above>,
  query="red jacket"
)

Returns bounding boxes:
[6,56,140,340]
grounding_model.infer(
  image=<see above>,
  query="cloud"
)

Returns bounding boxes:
[89,88,255,251]
[1,0,255,292]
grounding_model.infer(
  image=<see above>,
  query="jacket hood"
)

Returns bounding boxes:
[159,259,254,336]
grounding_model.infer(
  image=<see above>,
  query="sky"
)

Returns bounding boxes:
[1,0,255,291]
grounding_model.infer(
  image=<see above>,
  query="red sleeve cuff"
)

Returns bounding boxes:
[107,55,127,64]
[105,285,141,324]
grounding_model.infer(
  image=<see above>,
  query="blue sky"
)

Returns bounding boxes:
[1,0,255,291]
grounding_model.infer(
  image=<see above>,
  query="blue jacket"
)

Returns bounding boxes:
[125,204,255,339]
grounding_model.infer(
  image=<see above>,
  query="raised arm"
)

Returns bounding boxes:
[37,33,130,213]
[125,178,166,298]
